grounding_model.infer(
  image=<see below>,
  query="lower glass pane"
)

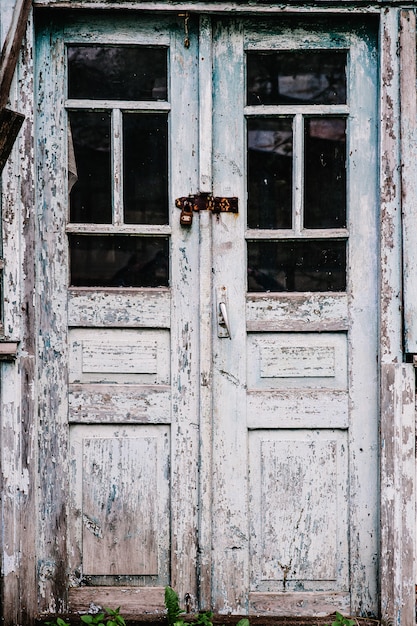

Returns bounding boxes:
[247,239,346,292]
[69,235,169,287]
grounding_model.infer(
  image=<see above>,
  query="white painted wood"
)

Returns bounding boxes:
[247,333,347,390]
[248,592,350,617]
[379,8,403,364]
[32,0,383,12]
[0,5,37,624]
[167,18,200,605]
[211,17,249,614]
[69,328,170,384]
[68,289,171,327]
[69,425,170,581]
[69,384,171,423]
[197,15,214,611]
[247,390,349,429]
[69,586,165,615]
[35,13,200,614]
[210,17,379,617]
[380,363,416,626]
[400,10,417,353]
[246,293,348,331]
[249,430,349,592]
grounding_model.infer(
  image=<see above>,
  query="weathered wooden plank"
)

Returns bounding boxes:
[0,6,37,625]
[32,0,385,12]
[82,436,159,575]
[168,22,200,605]
[380,363,416,626]
[249,431,349,597]
[247,333,347,390]
[69,329,170,384]
[69,384,171,423]
[379,8,402,363]
[68,586,166,615]
[69,425,170,587]
[246,293,348,332]
[35,24,70,613]
[247,390,348,429]
[0,0,32,109]
[344,23,379,615]
[197,15,214,612]
[400,10,417,353]
[211,18,249,614]
[248,592,350,617]
[68,289,171,328]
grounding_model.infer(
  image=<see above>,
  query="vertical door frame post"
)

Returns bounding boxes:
[380,8,416,625]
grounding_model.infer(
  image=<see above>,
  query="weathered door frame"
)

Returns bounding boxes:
[0,4,415,625]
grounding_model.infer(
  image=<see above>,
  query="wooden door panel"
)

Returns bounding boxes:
[247,333,347,390]
[70,425,170,584]
[69,328,170,384]
[249,430,348,591]
[68,290,171,329]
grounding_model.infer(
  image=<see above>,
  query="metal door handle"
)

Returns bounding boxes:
[218,301,232,339]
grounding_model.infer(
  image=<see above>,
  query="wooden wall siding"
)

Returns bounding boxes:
[380,364,416,626]
[35,22,70,613]
[0,6,37,626]
[379,9,417,625]
[400,9,417,353]
[29,0,417,11]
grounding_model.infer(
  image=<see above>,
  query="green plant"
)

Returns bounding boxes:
[46,619,71,626]
[164,587,250,626]
[326,612,356,626]
[81,607,126,626]
[165,586,186,626]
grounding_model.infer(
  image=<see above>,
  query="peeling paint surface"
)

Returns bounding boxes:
[0,4,414,625]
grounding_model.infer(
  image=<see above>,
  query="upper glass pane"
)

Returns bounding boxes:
[123,113,168,225]
[247,50,347,105]
[68,45,168,101]
[304,117,347,228]
[247,117,293,229]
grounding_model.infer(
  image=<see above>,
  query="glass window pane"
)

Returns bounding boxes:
[247,118,293,229]
[69,110,112,224]
[247,239,346,292]
[69,235,169,287]
[123,113,168,225]
[304,118,346,229]
[68,45,168,101]
[247,50,347,105]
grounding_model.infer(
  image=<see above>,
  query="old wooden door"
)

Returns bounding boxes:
[35,12,378,618]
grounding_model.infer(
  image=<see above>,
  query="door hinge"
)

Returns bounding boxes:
[176,193,238,226]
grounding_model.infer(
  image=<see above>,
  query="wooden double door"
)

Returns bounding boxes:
[36,12,378,617]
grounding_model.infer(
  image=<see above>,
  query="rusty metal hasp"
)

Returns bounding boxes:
[176,193,238,226]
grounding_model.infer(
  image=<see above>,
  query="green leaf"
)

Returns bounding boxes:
[81,616,93,624]
[165,586,185,626]
[236,619,250,626]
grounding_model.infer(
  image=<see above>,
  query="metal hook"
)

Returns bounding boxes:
[179,12,190,48]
